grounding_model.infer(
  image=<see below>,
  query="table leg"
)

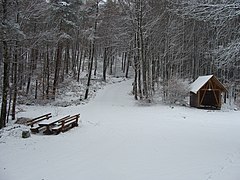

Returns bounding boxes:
[43,125,53,135]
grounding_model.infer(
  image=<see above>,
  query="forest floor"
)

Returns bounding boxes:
[1,79,240,180]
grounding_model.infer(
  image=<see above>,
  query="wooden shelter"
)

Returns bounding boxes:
[189,75,227,109]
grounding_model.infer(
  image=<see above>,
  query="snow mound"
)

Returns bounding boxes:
[0,125,29,141]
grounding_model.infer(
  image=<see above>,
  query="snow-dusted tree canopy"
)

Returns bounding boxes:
[1,0,240,127]
[169,0,240,82]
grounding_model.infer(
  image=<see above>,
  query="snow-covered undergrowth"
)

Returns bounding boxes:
[0,125,29,140]
[17,72,127,107]
[1,80,240,180]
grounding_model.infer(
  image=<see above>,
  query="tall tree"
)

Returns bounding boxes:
[85,0,100,99]
[0,0,10,128]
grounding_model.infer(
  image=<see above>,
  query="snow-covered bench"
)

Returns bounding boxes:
[37,115,71,134]
[52,114,80,134]
[27,113,52,127]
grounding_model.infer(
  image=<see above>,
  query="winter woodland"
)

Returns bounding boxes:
[1,0,240,128]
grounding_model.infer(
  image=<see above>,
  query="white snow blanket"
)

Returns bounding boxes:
[0,79,240,180]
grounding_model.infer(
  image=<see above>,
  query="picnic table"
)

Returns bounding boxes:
[38,115,70,134]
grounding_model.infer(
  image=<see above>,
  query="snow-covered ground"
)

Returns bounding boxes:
[1,79,240,180]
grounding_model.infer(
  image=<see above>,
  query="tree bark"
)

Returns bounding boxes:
[84,0,99,99]
[52,42,62,99]
[46,45,50,99]
[11,43,19,120]
[85,42,95,99]
[0,0,10,128]
[77,50,83,82]
[103,47,108,81]
[125,56,130,78]
[0,40,9,128]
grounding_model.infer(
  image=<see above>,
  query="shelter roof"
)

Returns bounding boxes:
[190,75,214,94]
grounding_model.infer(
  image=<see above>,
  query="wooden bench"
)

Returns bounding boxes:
[27,113,52,127]
[52,114,80,134]
[30,125,46,134]
[37,115,70,134]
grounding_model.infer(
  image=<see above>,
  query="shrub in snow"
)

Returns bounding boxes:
[163,77,190,105]
[236,94,240,108]
[15,117,31,125]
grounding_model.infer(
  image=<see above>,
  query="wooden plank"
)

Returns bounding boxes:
[27,115,52,127]
[27,113,52,126]
[27,113,51,122]
[30,126,46,133]
[39,115,70,126]
[52,114,80,134]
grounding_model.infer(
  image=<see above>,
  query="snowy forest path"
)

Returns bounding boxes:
[89,79,134,107]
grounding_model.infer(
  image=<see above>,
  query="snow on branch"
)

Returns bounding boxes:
[59,1,70,6]
[214,40,240,68]
[170,2,240,22]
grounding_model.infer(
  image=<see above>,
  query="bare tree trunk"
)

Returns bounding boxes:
[103,47,108,81]
[26,51,32,94]
[85,0,99,99]
[0,41,9,128]
[125,55,130,78]
[65,42,70,75]
[121,52,125,72]
[85,42,95,99]
[151,55,156,92]
[35,80,38,99]
[82,48,87,72]
[109,48,113,75]
[133,56,138,100]
[138,68,142,99]
[46,45,50,99]
[52,42,62,99]
[7,85,12,123]
[71,42,77,77]
[94,51,97,76]
[18,50,23,91]
[138,0,148,99]
[11,43,19,120]
[77,50,83,82]
[0,0,10,128]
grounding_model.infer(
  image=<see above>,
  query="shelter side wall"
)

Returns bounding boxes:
[190,92,199,107]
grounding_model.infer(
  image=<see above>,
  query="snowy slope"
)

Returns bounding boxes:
[1,79,240,180]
